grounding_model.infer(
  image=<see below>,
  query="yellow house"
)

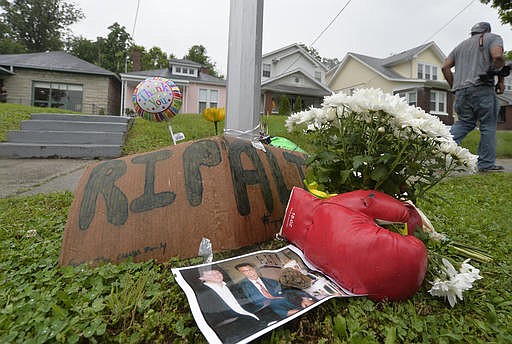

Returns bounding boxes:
[326,41,454,124]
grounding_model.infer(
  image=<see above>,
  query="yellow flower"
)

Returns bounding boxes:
[202,107,225,122]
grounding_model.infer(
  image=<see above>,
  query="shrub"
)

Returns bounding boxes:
[293,96,303,113]
[278,95,291,116]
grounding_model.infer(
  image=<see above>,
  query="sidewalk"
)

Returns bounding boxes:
[0,158,94,198]
[1,158,511,198]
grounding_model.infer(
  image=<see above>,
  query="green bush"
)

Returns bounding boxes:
[293,96,303,113]
[278,95,291,116]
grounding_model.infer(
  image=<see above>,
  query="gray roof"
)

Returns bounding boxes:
[168,58,202,67]
[381,42,436,66]
[125,67,226,85]
[346,41,445,81]
[0,51,117,77]
[350,53,404,79]
[261,84,330,97]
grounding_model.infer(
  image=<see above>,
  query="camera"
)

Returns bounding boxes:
[479,64,511,83]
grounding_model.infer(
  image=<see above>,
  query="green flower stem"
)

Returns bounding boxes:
[374,140,409,190]
[449,246,493,263]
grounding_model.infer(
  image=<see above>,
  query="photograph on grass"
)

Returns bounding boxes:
[172,245,360,344]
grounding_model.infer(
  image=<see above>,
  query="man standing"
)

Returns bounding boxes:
[442,22,506,172]
[235,263,314,318]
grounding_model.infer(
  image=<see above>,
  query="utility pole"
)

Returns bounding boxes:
[224,0,264,140]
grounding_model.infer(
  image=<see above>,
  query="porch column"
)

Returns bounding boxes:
[263,91,273,115]
[120,79,126,116]
[224,0,264,139]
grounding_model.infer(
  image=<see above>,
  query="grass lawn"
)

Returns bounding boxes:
[1,106,511,343]
[1,174,511,343]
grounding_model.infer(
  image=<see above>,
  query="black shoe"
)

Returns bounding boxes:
[478,165,505,172]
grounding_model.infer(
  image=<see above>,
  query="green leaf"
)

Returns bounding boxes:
[333,314,348,339]
[370,165,389,182]
[384,326,397,344]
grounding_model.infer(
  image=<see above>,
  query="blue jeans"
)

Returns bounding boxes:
[450,85,499,170]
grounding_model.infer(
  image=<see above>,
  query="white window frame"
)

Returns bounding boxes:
[173,65,198,77]
[417,62,439,80]
[504,75,512,91]
[398,91,417,107]
[262,63,271,78]
[430,90,447,115]
[314,71,322,81]
[198,88,219,113]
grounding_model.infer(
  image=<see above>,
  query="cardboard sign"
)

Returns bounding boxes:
[59,136,307,266]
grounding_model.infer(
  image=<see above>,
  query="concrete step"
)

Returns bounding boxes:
[7,130,125,145]
[21,120,128,132]
[31,113,130,123]
[0,142,122,159]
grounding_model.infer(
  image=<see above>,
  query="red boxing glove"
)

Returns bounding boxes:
[280,187,427,301]
[327,189,423,235]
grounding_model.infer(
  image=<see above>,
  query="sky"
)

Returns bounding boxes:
[69,0,512,75]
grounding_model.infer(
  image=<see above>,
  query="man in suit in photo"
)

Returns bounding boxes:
[234,262,315,319]
[196,267,269,344]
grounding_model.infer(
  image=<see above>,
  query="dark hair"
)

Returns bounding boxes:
[198,264,225,277]
[234,262,255,271]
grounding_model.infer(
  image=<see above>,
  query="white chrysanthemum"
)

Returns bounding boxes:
[428,258,483,307]
[438,141,478,170]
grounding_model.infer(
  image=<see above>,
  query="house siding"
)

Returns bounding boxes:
[331,57,415,94]
[498,106,512,130]
[412,49,445,81]
[261,46,325,83]
[186,83,226,113]
[329,57,377,93]
[4,68,119,114]
[391,61,412,79]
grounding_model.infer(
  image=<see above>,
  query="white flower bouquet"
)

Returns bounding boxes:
[286,88,477,202]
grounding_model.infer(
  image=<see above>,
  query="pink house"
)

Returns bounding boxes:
[120,58,226,115]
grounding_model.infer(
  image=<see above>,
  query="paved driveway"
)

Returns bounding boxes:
[0,158,94,198]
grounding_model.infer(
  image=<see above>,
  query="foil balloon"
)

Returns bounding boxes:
[132,77,182,121]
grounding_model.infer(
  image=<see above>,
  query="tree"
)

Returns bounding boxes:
[278,95,291,116]
[293,96,303,113]
[96,23,133,74]
[183,44,219,77]
[299,43,321,62]
[299,43,339,69]
[0,19,26,53]
[0,0,83,52]
[481,1,512,25]
[321,57,340,70]
[66,36,98,64]
[141,46,170,70]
